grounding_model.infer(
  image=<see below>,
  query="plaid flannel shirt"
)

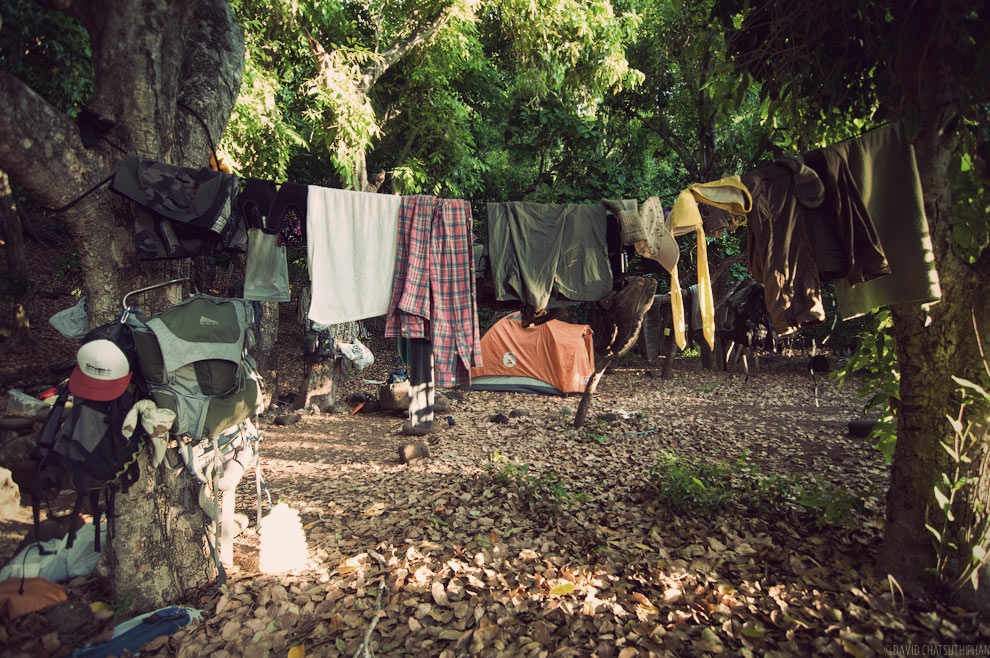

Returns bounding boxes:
[385,195,482,387]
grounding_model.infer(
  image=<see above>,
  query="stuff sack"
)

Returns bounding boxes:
[32,322,148,552]
[128,294,264,439]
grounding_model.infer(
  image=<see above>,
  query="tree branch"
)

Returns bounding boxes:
[358,10,453,92]
[621,103,700,181]
[173,0,245,167]
[0,70,112,208]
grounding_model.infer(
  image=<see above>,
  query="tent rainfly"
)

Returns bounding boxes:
[467,312,595,396]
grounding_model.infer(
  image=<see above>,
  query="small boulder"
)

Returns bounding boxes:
[0,467,20,519]
[848,419,878,438]
[489,413,510,424]
[357,400,381,414]
[379,382,411,411]
[398,441,430,463]
[433,395,451,414]
[42,600,92,636]
[274,413,301,426]
[345,391,373,405]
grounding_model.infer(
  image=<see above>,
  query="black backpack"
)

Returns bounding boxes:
[31,322,148,552]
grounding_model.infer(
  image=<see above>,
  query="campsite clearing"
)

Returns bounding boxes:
[3,327,984,655]
[0,243,982,655]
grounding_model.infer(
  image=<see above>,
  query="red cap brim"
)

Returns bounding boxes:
[68,366,132,402]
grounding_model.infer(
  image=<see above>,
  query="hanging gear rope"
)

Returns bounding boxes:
[49,103,220,214]
[46,173,115,213]
[177,101,220,171]
[45,114,130,212]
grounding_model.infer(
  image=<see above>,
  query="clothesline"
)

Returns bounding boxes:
[65,119,940,378]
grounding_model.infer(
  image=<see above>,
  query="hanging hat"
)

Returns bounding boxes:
[69,338,133,401]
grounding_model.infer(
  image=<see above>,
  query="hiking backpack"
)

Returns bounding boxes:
[31,322,148,552]
[127,293,264,439]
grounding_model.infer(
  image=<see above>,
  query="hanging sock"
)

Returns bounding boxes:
[667,176,753,350]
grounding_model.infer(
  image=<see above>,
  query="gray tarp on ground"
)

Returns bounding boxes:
[831,123,941,318]
[487,202,611,310]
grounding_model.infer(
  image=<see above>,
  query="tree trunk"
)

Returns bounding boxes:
[573,358,611,429]
[254,300,280,409]
[8,303,39,351]
[100,450,218,609]
[0,170,29,278]
[0,170,37,350]
[296,284,348,411]
[881,64,990,609]
[0,0,244,612]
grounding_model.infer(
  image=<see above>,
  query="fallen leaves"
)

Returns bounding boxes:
[13,355,984,657]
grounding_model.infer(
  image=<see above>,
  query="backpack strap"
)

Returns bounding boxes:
[31,385,72,551]
[30,487,51,555]
[93,489,107,553]
[65,494,85,549]
[36,384,71,453]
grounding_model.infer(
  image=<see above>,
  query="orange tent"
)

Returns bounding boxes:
[470,312,595,395]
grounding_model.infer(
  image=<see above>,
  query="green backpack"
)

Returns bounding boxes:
[128,294,264,439]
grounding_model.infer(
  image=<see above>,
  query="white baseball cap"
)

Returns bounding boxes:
[69,339,133,401]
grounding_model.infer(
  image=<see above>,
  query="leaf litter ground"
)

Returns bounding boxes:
[129,341,990,655]
[3,332,988,656]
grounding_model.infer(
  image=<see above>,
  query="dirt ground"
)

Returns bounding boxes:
[0,237,987,656]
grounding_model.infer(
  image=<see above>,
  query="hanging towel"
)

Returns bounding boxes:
[666,176,753,350]
[827,123,941,318]
[306,187,401,325]
[487,202,611,311]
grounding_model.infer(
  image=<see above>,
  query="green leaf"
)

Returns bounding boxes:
[951,376,990,400]
[933,485,950,512]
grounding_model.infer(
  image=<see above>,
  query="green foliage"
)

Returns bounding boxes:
[925,355,990,595]
[486,450,590,510]
[0,0,92,115]
[222,36,309,180]
[648,451,734,516]
[495,0,643,103]
[948,118,990,264]
[586,432,608,445]
[648,450,869,527]
[51,250,81,280]
[698,381,719,394]
[833,309,899,462]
